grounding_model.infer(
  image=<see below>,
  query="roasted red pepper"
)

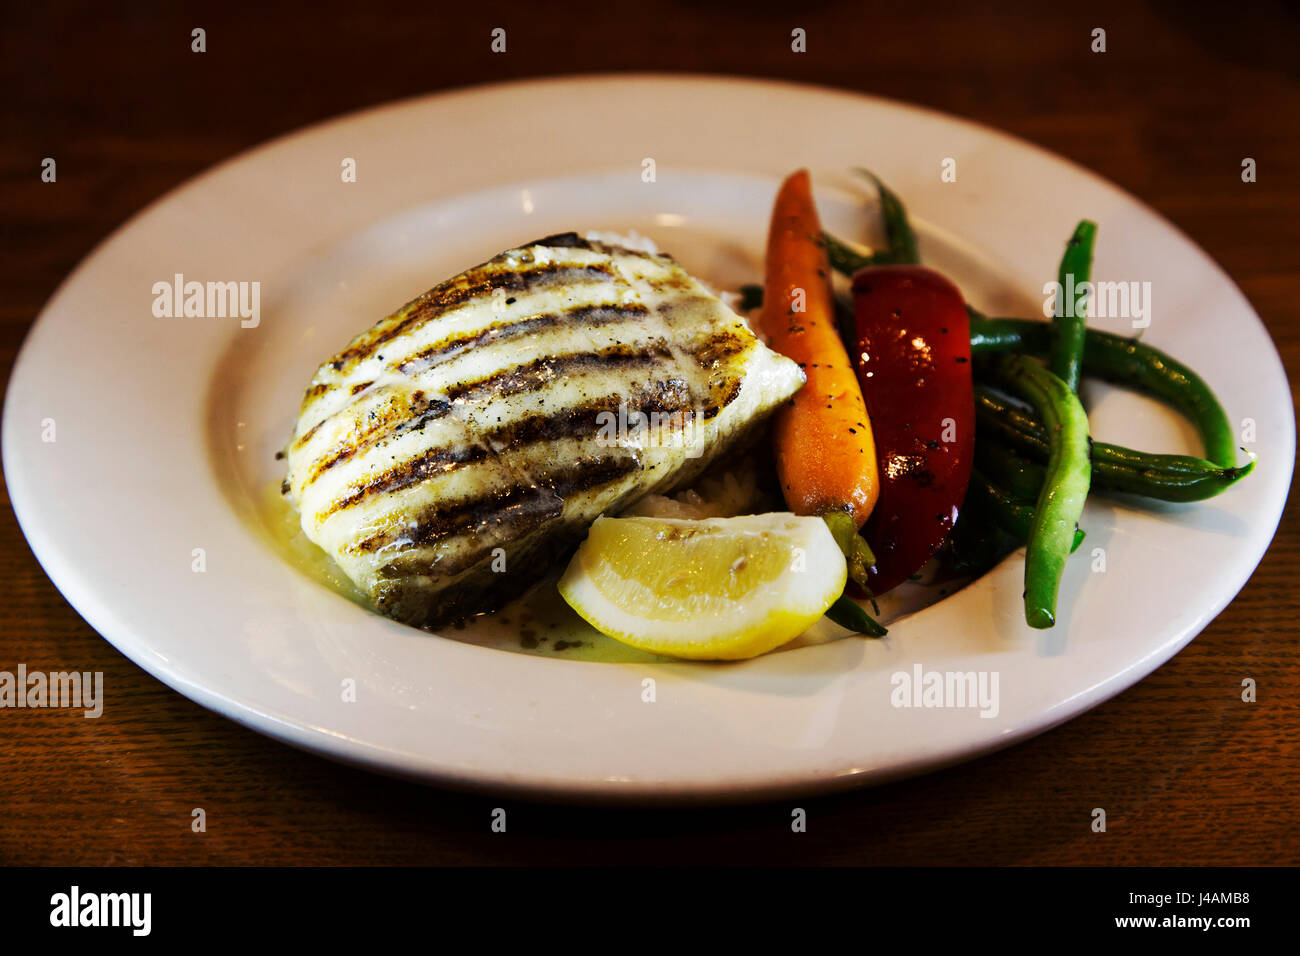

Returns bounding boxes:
[850,266,975,595]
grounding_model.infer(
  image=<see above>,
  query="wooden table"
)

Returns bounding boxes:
[2,1,1296,865]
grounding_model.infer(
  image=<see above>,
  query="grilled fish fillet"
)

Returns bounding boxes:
[284,232,804,627]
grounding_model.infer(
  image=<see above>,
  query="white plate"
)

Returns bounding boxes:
[4,75,1292,801]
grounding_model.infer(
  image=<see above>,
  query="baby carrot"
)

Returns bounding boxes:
[759,169,880,529]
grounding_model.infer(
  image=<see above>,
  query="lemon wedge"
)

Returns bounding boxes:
[557,513,847,660]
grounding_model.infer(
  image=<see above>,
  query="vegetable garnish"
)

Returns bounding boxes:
[758,170,881,539]
[1047,220,1099,393]
[821,169,919,276]
[985,355,1093,629]
[973,388,1253,502]
[853,169,920,265]
[850,265,976,596]
[969,315,1239,468]
[824,232,875,276]
[747,166,1251,633]
[825,594,889,638]
[966,469,1086,554]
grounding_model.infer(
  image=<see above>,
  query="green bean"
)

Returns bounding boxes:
[1087,332,1237,468]
[825,595,888,637]
[820,169,918,280]
[980,430,1254,507]
[986,355,1092,629]
[854,169,919,265]
[823,173,920,277]
[973,388,1252,501]
[1047,220,1098,392]
[969,315,1039,352]
[969,316,1238,467]
[973,441,1045,502]
[823,232,876,277]
[968,470,1086,554]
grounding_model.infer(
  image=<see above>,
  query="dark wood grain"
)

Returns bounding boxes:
[1,0,1296,865]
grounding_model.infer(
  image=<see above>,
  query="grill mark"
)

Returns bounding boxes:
[334,444,492,515]
[493,384,693,447]
[298,259,691,421]
[692,329,751,368]
[320,382,697,518]
[350,455,641,554]
[299,246,687,414]
[295,382,335,421]
[640,273,694,293]
[709,376,745,416]
[393,303,649,374]
[302,323,745,490]
[378,538,519,584]
[445,342,673,402]
[300,341,675,490]
[304,394,452,485]
[303,382,331,402]
[331,263,619,370]
[293,416,327,451]
[349,380,373,396]
[378,541,505,583]
[296,273,740,486]
[377,522,569,584]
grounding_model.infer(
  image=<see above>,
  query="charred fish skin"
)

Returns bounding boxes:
[285,233,805,628]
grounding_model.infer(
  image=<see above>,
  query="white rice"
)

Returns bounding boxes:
[622,458,772,520]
